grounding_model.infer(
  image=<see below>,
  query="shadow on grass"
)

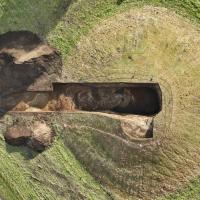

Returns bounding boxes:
[5,143,38,160]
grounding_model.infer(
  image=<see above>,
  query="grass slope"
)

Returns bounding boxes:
[0,115,111,200]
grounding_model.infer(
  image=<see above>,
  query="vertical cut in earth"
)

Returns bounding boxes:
[1,82,162,116]
[53,82,162,115]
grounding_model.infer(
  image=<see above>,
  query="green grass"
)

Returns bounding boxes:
[160,178,200,200]
[42,0,200,60]
[0,130,111,200]
[1,0,200,60]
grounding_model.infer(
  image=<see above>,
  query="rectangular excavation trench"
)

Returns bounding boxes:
[0,82,162,116]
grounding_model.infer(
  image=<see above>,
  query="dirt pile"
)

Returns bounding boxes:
[4,121,54,152]
[0,31,62,96]
[120,116,154,139]
[4,125,32,146]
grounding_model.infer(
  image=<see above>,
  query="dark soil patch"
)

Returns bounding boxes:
[2,82,162,116]
[54,82,162,116]
[0,31,62,116]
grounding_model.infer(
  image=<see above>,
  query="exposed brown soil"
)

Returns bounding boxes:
[0,31,63,116]
[2,82,162,116]
[0,31,54,64]
[0,31,62,95]
[4,125,31,146]
[4,121,54,152]
[120,116,154,139]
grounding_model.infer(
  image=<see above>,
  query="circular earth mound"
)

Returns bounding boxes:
[59,6,200,199]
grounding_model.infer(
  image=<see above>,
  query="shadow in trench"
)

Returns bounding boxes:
[2,82,162,118]
[53,82,162,116]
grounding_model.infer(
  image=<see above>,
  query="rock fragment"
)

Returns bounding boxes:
[28,122,53,152]
[4,126,31,146]
[120,116,154,139]
[4,121,54,152]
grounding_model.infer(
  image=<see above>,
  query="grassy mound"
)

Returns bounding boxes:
[0,0,200,200]
[61,6,200,199]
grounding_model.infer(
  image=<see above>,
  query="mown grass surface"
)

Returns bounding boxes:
[0,115,111,200]
[163,178,200,200]
[0,0,200,200]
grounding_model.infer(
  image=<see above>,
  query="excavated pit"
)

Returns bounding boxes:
[0,31,161,116]
[0,31,162,140]
[1,83,162,140]
[0,82,162,115]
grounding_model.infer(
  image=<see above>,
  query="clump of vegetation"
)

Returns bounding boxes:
[116,0,124,5]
